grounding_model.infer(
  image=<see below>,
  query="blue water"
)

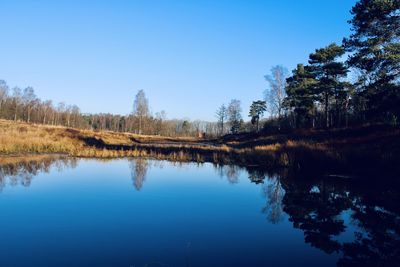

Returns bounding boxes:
[0,158,398,267]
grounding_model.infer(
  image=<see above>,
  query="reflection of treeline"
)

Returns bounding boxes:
[129,158,192,191]
[0,156,78,191]
[211,161,400,267]
[3,154,396,266]
[127,157,400,267]
[76,135,399,175]
[249,168,400,267]
[213,162,400,266]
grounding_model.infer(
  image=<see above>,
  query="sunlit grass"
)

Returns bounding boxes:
[0,119,398,172]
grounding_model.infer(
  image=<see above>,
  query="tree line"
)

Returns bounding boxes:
[217,0,399,133]
[0,83,85,128]
[0,83,220,137]
[1,0,398,137]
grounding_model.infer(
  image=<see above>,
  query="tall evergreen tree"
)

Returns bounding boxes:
[249,100,267,131]
[308,43,348,127]
[343,0,400,120]
[284,64,317,128]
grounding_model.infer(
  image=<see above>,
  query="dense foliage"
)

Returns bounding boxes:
[278,0,399,129]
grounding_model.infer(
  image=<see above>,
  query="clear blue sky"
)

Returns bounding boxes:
[0,0,357,121]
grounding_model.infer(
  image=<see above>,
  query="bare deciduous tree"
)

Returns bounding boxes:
[0,80,9,113]
[227,99,242,134]
[42,100,53,124]
[264,65,288,118]
[215,104,228,136]
[12,87,22,121]
[133,89,149,134]
[22,87,37,123]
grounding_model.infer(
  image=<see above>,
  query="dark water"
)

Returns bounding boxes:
[0,157,398,267]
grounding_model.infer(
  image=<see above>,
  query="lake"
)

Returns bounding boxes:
[0,157,398,267]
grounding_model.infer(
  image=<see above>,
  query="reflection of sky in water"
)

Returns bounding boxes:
[0,158,398,267]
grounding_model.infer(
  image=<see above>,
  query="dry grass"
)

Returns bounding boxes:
[0,121,81,154]
[0,119,398,173]
[0,119,207,155]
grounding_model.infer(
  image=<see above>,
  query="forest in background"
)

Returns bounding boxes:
[0,0,398,138]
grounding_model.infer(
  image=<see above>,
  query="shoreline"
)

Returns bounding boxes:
[1,119,399,176]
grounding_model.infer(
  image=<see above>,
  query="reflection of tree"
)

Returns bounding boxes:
[338,183,400,267]
[248,169,265,184]
[262,176,285,224]
[339,208,400,267]
[215,164,240,184]
[0,172,6,192]
[282,179,351,254]
[0,157,78,191]
[224,165,240,184]
[216,163,399,266]
[275,173,400,266]
[129,158,149,191]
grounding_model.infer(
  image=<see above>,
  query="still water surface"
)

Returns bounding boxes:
[0,157,398,267]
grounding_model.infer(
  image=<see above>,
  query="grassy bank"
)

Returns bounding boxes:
[0,119,398,174]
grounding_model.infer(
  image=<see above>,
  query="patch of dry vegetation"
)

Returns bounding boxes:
[0,119,398,173]
[0,121,82,154]
[0,119,207,155]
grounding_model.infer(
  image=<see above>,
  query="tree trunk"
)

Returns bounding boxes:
[325,91,329,128]
[139,115,142,135]
[256,118,259,132]
[278,108,281,131]
[14,105,18,121]
[27,107,31,123]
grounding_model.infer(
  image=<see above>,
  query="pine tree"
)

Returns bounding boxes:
[343,0,400,120]
[284,64,317,128]
[249,100,267,132]
[308,43,348,127]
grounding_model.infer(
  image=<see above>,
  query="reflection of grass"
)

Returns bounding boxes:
[0,119,398,173]
[0,154,65,165]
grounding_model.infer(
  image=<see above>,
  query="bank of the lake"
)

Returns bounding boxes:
[0,119,399,175]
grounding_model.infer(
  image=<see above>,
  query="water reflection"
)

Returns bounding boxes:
[282,178,351,254]
[338,181,400,267]
[262,175,285,224]
[272,175,399,267]
[0,157,78,191]
[129,158,149,191]
[215,164,241,184]
[0,157,398,266]
[216,164,400,266]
